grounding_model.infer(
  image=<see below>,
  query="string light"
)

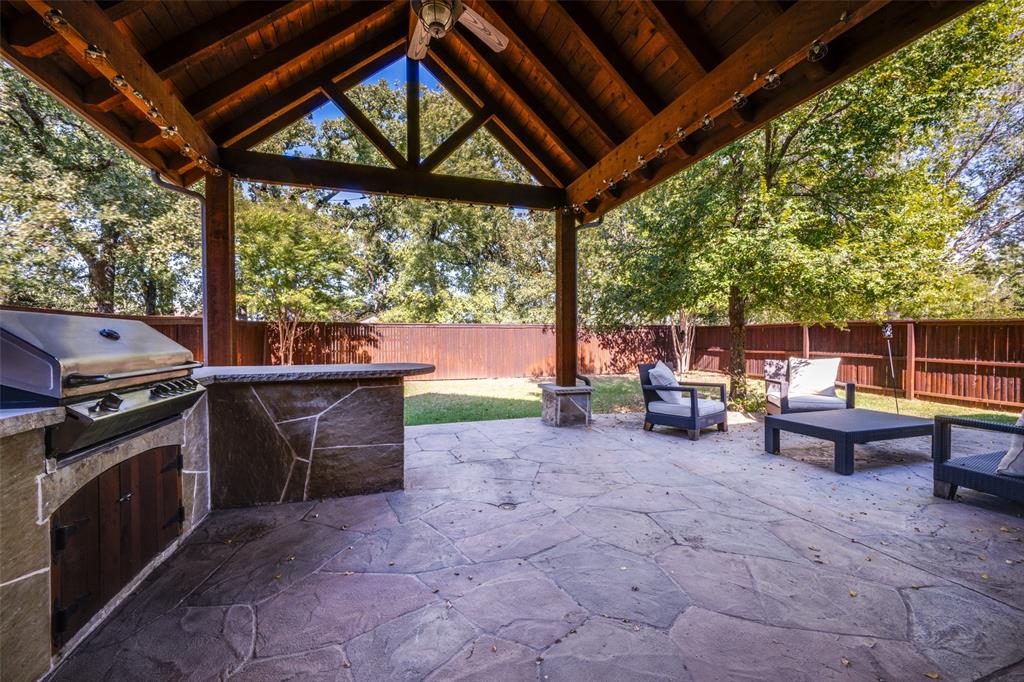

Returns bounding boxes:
[84,44,106,60]
[180,144,193,157]
[808,40,828,63]
[762,69,781,90]
[731,91,748,109]
[110,74,128,89]
[43,9,66,27]
[146,106,161,120]
[701,114,714,130]
[160,125,178,139]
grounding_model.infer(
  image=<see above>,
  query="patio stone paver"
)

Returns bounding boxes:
[52,412,1024,681]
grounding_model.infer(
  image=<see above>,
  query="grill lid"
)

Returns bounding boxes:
[1,310,196,400]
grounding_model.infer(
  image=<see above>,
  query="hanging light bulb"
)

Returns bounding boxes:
[211,167,224,177]
[621,169,630,181]
[110,74,128,89]
[762,69,781,90]
[43,9,67,27]
[731,91,748,109]
[808,40,828,63]
[655,145,667,158]
[180,143,193,157]
[701,114,715,130]
[413,0,457,39]
[636,154,646,169]
[160,125,178,139]
[84,45,106,60]
[146,106,161,120]
[675,126,686,141]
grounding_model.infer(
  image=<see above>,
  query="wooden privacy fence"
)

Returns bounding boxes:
[2,306,1021,410]
[692,320,1024,410]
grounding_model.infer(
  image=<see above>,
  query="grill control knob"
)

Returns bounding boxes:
[150,385,168,398]
[96,393,124,412]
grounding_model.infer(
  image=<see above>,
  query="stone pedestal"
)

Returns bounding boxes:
[540,384,593,427]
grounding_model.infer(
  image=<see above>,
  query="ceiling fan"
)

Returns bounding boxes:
[407,0,509,60]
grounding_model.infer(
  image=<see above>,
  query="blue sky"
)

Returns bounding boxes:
[310,58,441,127]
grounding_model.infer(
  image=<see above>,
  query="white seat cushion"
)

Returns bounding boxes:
[997,411,1024,477]
[788,357,840,397]
[648,361,684,404]
[648,399,725,418]
[786,395,847,412]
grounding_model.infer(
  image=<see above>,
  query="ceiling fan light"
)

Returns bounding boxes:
[418,0,456,38]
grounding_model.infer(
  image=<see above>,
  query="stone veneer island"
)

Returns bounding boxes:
[194,363,434,508]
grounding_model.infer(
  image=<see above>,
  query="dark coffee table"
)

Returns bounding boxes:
[764,408,933,475]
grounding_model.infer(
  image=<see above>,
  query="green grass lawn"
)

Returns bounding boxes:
[404,373,1019,426]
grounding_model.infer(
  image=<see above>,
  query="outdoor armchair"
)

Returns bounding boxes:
[638,363,728,440]
[764,357,856,415]
[933,415,1024,503]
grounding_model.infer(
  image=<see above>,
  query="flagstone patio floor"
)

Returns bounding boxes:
[52,412,1024,681]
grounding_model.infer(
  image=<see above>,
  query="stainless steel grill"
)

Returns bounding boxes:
[1,309,204,458]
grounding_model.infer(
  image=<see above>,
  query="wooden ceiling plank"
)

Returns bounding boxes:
[547,1,664,117]
[0,32,183,184]
[571,0,975,218]
[185,1,398,120]
[220,148,566,210]
[449,27,594,173]
[637,0,721,76]
[322,81,409,170]
[212,32,405,147]
[23,0,218,167]
[144,0,304,81]
[420,107,492,172]
[424,47,566,188]
[7,0,143,58]
[473,0,621,151]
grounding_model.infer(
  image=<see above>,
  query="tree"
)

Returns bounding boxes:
[0,63,200,314]
[234,199,359,364]
[581,1,1023,399]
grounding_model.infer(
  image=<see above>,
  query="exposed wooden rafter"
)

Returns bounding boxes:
[450,26,594,173]
[220,149,566,210]
[5,0,142,59]
[548,1,665,118]
[323,81,409,170]
[569,0,975,219]
[185,1,399,120]
[636,1,721,76]
[423,48,565,188]
[473,0,621,151]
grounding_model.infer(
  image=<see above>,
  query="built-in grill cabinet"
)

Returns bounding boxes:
[51,445,182,649]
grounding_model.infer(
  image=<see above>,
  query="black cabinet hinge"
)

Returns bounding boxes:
[52,518,89,555]
[52,594,85,636]
[163,505,185,529]
[161,453,184,473]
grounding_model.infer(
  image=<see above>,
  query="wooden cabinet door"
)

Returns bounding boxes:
[51,446,183,649]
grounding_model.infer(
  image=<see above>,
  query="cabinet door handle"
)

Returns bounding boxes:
[118,491,134,504]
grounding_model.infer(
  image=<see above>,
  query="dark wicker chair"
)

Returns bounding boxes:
[638,363,728,441]
[933,416,1024,503]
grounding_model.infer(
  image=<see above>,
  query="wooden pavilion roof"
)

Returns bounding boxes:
[1,0,977,219]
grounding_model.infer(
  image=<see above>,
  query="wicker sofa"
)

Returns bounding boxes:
[933,416,1024,503]
[638,363,728,440]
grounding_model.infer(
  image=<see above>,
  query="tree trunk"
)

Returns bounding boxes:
[671,310,696,373]
[727,285,747,400]
[88,259,115,314]
[143,278,158,315]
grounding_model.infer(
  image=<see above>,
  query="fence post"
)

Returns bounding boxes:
[801,325,810,359]
[905,321,916,400]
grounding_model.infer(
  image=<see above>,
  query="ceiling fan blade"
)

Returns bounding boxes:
[457,6,508,52]
[408,18,431,60]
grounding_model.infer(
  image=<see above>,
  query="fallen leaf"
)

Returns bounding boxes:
[911,584,921,589]
[272,572,283,580]
[491,644,497,652]
[445,600,453,609]
[981,574,989,580]
[849,590,858,598]
[924,672,940,679]
[841,656,851,667]
[1001,527,1010,532]
[343,571,354,576]
[808,546,821,551]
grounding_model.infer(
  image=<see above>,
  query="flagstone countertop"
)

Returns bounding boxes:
[193,363,435,384]
[0,406,65,439]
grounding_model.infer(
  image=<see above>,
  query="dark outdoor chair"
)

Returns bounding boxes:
[764,357,856,415]
[638,363,728,441]
[933,416,1024,503]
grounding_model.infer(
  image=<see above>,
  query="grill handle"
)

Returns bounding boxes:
[64,361,203,387]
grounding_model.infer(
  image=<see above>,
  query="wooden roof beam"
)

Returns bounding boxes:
[220,148,566,210]
[548,1,665,118]
[423,47,566,188]
[185,1,399,120]
[637,1,721,75]
[450,26,594,173]
[420,107,492,173]
[472,0,621,151]
[146,1,303,81]
[569,0,976,219]
[209,30,406,148]
[323,81,409,170]
[23,0,218,174]
[6,0,143,59]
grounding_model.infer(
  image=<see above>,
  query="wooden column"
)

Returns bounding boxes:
[555,208,578,386]
[406,58,420,169]
[905,321,916,400]
[204,172,235,366]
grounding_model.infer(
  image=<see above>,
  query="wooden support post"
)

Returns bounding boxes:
[555,208,578,387]
[407,57,420,169]
[905,321,916,400]
[204,172,236,366]
[802,325,810,359]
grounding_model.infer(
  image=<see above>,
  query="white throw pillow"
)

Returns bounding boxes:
[648,361,684,405]
[788,357,839,397]
[996,411,1024,477]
